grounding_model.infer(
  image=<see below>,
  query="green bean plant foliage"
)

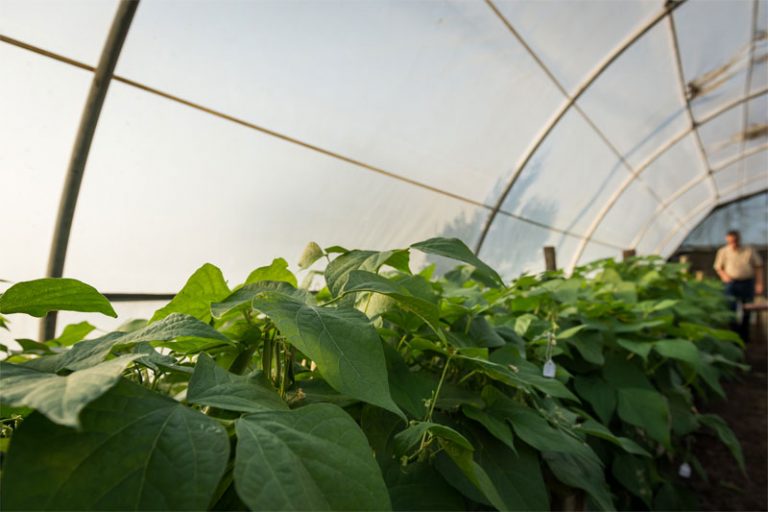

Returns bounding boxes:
[0,238,746,511]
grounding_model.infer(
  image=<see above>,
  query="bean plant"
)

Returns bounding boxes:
[0,238,745,511]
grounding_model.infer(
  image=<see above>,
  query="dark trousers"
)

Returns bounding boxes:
[725,278,755,342]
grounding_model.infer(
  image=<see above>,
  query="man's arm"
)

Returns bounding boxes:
[755,265,764,295]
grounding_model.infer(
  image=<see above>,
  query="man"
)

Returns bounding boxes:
[713,230,765,342]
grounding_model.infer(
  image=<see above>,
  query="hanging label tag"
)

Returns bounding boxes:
[542,359,556,378]
[678,462,692,478]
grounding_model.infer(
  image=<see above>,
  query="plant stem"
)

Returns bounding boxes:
[418,354,453,452]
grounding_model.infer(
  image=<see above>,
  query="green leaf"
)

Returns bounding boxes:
[245,258,297,287]
[298,241,326,269]
[0,379,229,510]
[252,291,403,417]
[393,421,473,456]
[616,388,670,447]
[468,426,549,511]
[0,278,116,318]
[187,353,287,413]
[699,414,745,473]
[462,405,516,452]
[325,249,409,297]
[234,404,390,511]
[411,237,503,287]
[615,338,653,361]
[149,263,229,323]
[567,331,604,365]
[51,313,230,372]
[573,375,616,424]
[0,355,139,428]
[47,321,95,347]
[439,442,507,511]
[211,281,309,319]
[340,270,441,329]
[612,452,653,507]
[384,462,464,511]
[557,324,587,340]
[578,419,651,457]
[653,339,702,370]
[543,451,614,511]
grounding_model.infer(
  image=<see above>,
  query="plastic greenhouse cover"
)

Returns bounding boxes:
[681,192,768,249]
[0,0,766,345]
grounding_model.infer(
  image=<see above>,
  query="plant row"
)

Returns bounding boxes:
[0,237,746,511]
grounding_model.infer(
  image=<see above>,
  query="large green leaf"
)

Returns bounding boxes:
[48,313,231,372]
[384,462,464,511]
[245,258,298,287]
[543,451,614,511]
[411,238,503,287]
[612,452,652,507]
[699,414,745,473]
[393,421,473,456]
[187,353,287,413]
[0,379,229,511]
[340,270,440,329]
[653,339,702,370]
[234,404,390,511]
[616,388,670,447]
[0,278,116,318]
[251,291,403,417]
[210,281,308,318]
[0,355,139,428]
[573,375,616,424]
[325,249,410,297]
[149,263,229,323]
[469,427,549,511]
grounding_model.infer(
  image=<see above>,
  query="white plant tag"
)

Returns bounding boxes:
[678,462,692,478]
[542,359,556,378]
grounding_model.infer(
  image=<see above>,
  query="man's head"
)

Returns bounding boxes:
[726,229,741,248]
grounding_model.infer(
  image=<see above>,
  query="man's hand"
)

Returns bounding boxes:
[757,281,764,295]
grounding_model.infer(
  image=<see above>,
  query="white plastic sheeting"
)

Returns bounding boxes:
[1,0,766,341]
[680,192,768,249]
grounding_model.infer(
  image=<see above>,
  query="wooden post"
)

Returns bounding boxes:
[695,270,704,281]
[622,249,636,261]
[543,246,557,271]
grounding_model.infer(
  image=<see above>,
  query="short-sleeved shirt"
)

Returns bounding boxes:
[713,245,763,280]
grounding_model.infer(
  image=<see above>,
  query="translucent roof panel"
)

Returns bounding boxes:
[0,0,117,65]
[666,179,716,220]
[592,179,663,249]
[478,216,582,279]
[745,94,768,151]
[576,241,620,267]
[115,0,566,206]
[660,206,713,256]
[675,0,752,121]
[714,159,745,194]
[681,192,768,249]
[636,211,680,255]
[641,134,706,199]
[64,82,486,293]
[491,0,661,93]
[576,22,688,168]
[498,109,629,238]
[0,45,92,282]
[697,104,744,169]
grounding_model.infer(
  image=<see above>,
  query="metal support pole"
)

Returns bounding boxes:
[543,246,557,271]
[40,0,139,341]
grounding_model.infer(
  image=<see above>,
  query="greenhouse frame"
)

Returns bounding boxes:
[1,0,766,511]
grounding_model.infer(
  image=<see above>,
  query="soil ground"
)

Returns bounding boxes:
[689,320,767,511]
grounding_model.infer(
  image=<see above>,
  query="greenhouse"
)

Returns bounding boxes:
[1,0,766,510]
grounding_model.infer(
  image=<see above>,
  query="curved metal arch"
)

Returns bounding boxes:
[654,176,768,254]
[631,145,768,250]
[41,0,139,341]
[567,88,768,270]
[739,0,760,197]
[473,0,685,254]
